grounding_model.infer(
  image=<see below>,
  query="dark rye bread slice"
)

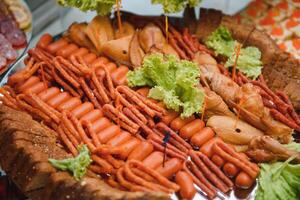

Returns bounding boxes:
[0,105,169,200]
[195,8,300,110]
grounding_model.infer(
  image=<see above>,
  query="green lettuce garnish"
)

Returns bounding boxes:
[57,0,115,16]
[152,0,202,13]
[255,143,300,200]
[49,145,92,180]
[127,53,205,118]
[205,26,262,79]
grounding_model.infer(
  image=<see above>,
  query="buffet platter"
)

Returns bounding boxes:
[0,0,32,77]
[0,1,300,200]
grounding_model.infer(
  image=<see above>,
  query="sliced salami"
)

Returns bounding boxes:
[4,28,26,47]
[0,19,15,34]
[0,55,7,68]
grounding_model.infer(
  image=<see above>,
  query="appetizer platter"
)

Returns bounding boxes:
[0,1,300,200]
[0,0,32,76]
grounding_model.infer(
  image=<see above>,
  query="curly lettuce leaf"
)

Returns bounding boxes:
[205,26,236,57]
[225,46,262,79]
[127,53,204,118]
[152,0,202,13]
[57,0,115,15]
[205,26,263,79]
[49,145,92,180]
[256,144,300,200]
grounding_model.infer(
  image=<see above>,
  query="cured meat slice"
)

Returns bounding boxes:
[0,19,15,35]
[5,28,26,47]
[0,34,17,60]
[0,55,7,68]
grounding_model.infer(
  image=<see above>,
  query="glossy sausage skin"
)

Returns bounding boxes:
[156,158,183,178]
[46,38,68,54]
[190,127,215,148]
[56,44,79,58]
[80,109,103,123]
[127,141,153,161]
[71,102,94,119]
[170,116,195,131]
[38,87,60,102]
[91,118,112,134]
[111,65,129,86]
[24,82,47,94]
[200,137,222,158]
[37,33,53,49]
[179,119,205,140]
[18,76,41,92]
[97,125,121,143]
[142,151,164,169]
[57,97,82,111]
[175,171,196,200]
[47,92,71,108]
[106,131,132,147]
[119,138,141,159]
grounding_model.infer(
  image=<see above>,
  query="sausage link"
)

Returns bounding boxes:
[80,109,103,123]
[47,92,71,108]
[83,53,97,64]
[156,158,183,178]
[111,65,129,86]
[119,138,141,159]
[24,82,48,94]
[97,125,121,143]
[57,97,82,111]
[179,119,205,140]
[106,131,132,147]
[46,38,68,54]
[37,33,53,49]
[170,116,195,131]
[71,102,94,119]
[56,44,79,58]
[175,171,196,200]
[91,117,112,134]
[162,110,179,125]
[190,127,215,148]
[142,151,164,169]
[38,87,60,102]
[17,76,41,92]
[69,47,89,58]
[128,141,154,161]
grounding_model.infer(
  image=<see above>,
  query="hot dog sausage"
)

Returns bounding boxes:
[111,65,129,86]
[235,171,254,189]
[91,117,112,134]
[175,171,196,200]
[57,97,81,111]
[119,138,141,159]
[91,57,110,68]
[80,109,103,123]
[180,119,205,140]
[97,125,120,143]
[71,102,94,119]
[190,127,215,148]
[162,110,179,125]
[47,92,71,108]
[223,163,239,177]
[106,62,117,72]
[211,154,225,168]
[38,87,60,102]
[106,131,132,147]
[170,116,195,131]
[18,76,40,92]
[37,33,53,49]
[56,44,78,58]
[24,82,47,94]
[46,38,68,54]
[127,141,153,161]
[200,137,222,158]
[70,47,89,58]
[156,158,183,178]
[142,151,164,169]
[83,53,97,64]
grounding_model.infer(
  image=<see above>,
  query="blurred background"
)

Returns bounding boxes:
[26,0,251,46]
